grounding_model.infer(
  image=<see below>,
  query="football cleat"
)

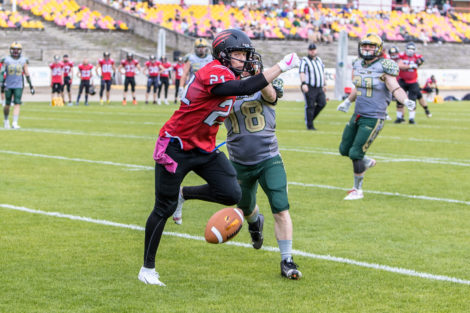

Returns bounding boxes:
[280,257,302,280]
[133,99,137,105]
[11,122,20,129]
[344,188,364,200]
[172,188,185,225]
[153,100,157,105]
[425,108,432,118]
[409,119,416,124]
[4,120,10,129]
[138,267,166,286]
[157,99,161,105]
[100,99,104,105]
[164,99,169,105]
[248,214,264,249]
[393,118,405,124]
[145,101,148,104]
[122,99,127,106]
[385,113,392,121]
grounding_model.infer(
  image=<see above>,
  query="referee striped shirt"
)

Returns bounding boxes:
[299,56,325,87]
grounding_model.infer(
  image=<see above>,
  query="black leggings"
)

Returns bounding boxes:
[158,76,169,98]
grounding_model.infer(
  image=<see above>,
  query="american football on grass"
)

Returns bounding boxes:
[204,207,244,244]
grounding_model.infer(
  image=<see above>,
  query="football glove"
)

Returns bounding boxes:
[277,53,300,72]
[404,99,416,111]
[30,86,35,95]
[178,86,184,98]
[337,98,352,113]
[409,63,418,69]
[272,78,284,98]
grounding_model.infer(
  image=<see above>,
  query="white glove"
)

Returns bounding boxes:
[404,99,416,111]
[178,86,184,98]
[337,98,352,113]
[277,53,300,72]
[409,63,418,69]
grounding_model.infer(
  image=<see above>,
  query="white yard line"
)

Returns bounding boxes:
[1,149,468,205]
[1,203,469,286]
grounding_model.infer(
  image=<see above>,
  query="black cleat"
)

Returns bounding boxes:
[393,118,405,124]
[281,257,302,280]
[409,118,416,124]
[248,214,264,249]
[425,108,432,118]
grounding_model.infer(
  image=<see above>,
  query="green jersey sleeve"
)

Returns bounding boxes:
[381,58,399,77]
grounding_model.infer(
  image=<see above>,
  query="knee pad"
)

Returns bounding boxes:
[352,159,366,174]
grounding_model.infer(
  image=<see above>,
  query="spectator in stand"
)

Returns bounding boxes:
[76,58,93,106]
[144,55,160,105]
[62,54,74,106]
[442,0,452,16]
[419,29,429,46]
[49,55,64,106]
[431,26,443,45]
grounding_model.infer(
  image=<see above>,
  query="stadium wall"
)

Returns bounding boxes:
[75,0,194,53]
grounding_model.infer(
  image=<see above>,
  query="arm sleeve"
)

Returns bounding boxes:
[211,74,269,96]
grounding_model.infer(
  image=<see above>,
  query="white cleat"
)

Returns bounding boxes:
[344,188,364,200]
[138,266,166,286]
[157,99,161,105]
[172,188,184,225]
[11,122,20,129]
[4,120,10,129]
[164,99,169,105]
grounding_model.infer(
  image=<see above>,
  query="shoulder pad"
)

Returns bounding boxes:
[183,53,191,62]
[380,58,399,76]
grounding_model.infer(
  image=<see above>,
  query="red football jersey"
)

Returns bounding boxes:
[50,62,64,84]
[159,60,237,152]
[145,60,160,77]
[62,60,74,78]
[159,62,172,78]
[173,63,184,79]
[78,64,93,80]
[121,59,139,77]
[398,53,423,84]
[98,58,115,80]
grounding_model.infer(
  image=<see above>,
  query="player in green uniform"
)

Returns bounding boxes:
[1,42,35,129]
[336,33,415,200]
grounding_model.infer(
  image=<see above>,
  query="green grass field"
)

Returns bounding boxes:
[1,100,470,313]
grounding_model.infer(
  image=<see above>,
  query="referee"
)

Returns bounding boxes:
[300,43,327,130]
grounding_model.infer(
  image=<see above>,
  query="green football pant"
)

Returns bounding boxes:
[5,88,23,105]
[231,154,289,216]
[339,115,384,160]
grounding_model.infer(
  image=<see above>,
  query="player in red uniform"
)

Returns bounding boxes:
[144,55,160,104]
[137,29,300,286]
[394,42,431,124]
[96,52,115,105]
[119,52,141,105]
[172,57,184,103]
[422,74,438,102]
[49,55,64,106]
[76,58,93,106]
[62,54,74,106]
[157,56,172,105]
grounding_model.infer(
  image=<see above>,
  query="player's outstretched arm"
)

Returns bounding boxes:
[385,74,415,110]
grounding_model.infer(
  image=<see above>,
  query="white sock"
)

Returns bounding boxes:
[409,110,416,119]
[397,111,403,119]
[13,114,19,124]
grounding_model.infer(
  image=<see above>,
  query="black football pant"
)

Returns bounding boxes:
[303,86,326,129]
[76,80,90,103]
[158,76,169,99]
[143,140,241,268]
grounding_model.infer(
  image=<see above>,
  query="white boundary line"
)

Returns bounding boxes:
[1,149,469,206]
[1,203,469,286]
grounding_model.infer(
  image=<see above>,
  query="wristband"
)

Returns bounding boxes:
[301,82,308,87]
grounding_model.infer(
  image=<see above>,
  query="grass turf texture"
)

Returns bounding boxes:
[1,100,469,312]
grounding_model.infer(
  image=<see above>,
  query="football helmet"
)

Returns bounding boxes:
[388,46,399,59]
[405,42,416,57]
[103,51,110,58]
[149,55,156,61]
[10,42,22,59]
[246,52,263,76]
[53,55,60,62]
[212,29,255,76]
[126,52,134,61]
[358,33,383,61]
[194,38,209,58]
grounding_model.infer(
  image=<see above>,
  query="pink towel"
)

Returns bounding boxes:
[153,137,178,173]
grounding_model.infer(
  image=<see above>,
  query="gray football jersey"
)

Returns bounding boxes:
[352,58,399,119]
[186,53,213,75]
[225,91,279,165]
[2,56,28,89]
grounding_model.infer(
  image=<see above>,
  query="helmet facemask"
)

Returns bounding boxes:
[218,47,255,76]
[405,45,416,57]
